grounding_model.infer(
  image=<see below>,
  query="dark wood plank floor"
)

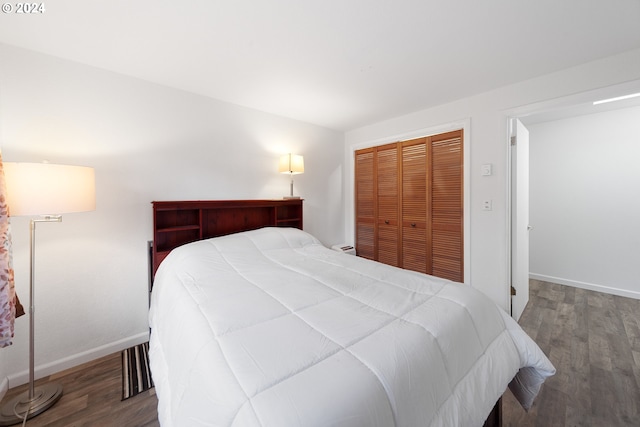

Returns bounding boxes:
[2,280,638,426]
[502,280,640,426]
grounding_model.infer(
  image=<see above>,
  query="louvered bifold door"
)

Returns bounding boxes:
[401,138,429,273]
[376,143,400,267]
[430,130,463,282]
[355,148,375,259]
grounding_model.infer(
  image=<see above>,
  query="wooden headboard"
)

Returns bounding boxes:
[151,199,303,277]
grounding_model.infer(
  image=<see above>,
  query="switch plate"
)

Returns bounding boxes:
[481,164,492,176]
[482,200,492,211]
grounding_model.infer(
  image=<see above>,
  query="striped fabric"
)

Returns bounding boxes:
[121,342,154,400]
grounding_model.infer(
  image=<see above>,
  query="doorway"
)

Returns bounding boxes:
[507,80,640,319]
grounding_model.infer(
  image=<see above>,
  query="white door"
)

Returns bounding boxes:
[511,118,530,321]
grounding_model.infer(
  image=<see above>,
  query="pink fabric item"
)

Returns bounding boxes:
[0,152,18,348]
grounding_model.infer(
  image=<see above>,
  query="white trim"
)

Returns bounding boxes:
[7,331,149,388]
[530,273,640,300]
[462,120,471,286]
[503,79,640,120]
[345,119,471,285]
[347,121,467,152]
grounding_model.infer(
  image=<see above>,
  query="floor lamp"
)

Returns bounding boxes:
[0,162,95,425]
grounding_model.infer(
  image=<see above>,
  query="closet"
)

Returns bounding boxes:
[355,130,463,282]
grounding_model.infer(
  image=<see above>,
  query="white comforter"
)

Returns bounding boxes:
[149,227,554,427]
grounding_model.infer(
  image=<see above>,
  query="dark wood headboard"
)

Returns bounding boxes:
[151,199,303,277]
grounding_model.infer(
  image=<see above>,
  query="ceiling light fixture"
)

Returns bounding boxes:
[593,92,640,105]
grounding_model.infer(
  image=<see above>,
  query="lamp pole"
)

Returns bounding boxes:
[0,217,63,425]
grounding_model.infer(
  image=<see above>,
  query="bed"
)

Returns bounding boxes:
[149,222,554,426]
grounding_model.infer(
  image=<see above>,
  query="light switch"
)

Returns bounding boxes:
[481,164,492,176]
[482,200,492,211]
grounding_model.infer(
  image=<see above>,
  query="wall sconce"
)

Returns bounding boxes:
[278,153,304,199]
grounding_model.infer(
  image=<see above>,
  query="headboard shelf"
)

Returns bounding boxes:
[151,199,303,276]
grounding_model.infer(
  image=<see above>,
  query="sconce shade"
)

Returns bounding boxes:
[3,162,96,216]
[278,154,304,175]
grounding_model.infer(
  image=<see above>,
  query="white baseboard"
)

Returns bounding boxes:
[530,273,640,300]
[7,331,149,388]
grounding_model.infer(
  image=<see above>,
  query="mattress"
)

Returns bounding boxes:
[149,227,554,426]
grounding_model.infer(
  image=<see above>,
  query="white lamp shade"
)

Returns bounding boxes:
[4,162,96,216]
[278,154,304,174]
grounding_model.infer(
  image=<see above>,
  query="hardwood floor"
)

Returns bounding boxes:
[2,280,638,426]
[502,280,640,426]
[0,352,159,427]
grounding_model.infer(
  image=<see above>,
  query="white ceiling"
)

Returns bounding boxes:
[1,0,639,131]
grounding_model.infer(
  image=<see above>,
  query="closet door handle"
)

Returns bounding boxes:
[411,223,416,227]
[384,220,390,225]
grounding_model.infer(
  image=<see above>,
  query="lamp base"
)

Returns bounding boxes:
[0,383,63,426]
[283,196,300,199]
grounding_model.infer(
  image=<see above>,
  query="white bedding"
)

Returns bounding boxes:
[149,227,554,427]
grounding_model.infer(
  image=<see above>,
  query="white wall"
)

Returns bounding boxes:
[0,44,344,388]
[2,42,640,393]
[528,106,640,299]
[345,48,640,311]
